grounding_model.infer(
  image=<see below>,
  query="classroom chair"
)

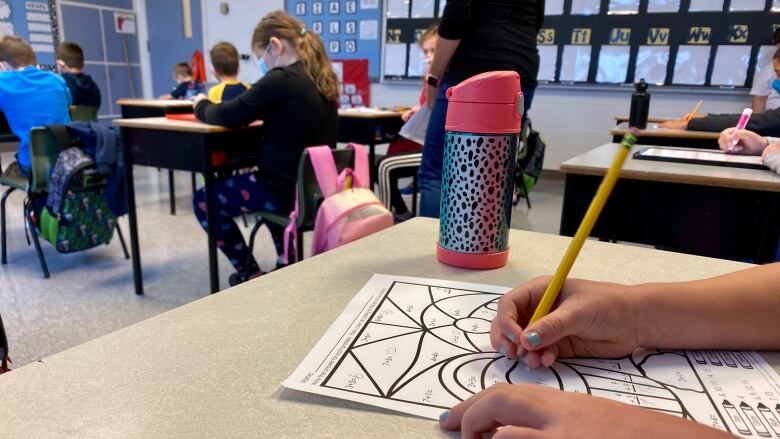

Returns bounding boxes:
[243,149,355,280]
[69,105,99,122]
[0,127,129,278]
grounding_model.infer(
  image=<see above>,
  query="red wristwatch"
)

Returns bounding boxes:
[426,74,440,87]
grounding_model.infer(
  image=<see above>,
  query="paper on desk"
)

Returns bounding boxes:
[398,105,430,145]
[284,274,780,437]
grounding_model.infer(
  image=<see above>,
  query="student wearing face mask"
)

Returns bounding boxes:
[192,10,338,286]
[376,25,438,223]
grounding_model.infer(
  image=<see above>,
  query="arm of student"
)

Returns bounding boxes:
[762,146,780,174]
[688,108,780,136]
[752,95,768,113]
[637,263,780,351]
[195,71,285,127]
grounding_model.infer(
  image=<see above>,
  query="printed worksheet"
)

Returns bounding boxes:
[284,275,780,437]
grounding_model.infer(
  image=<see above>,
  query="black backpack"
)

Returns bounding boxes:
[515,117,546,202]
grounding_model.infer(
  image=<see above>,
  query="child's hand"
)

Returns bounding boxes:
[192,93,208,107]
[490,276,641,368]
[659,119,689,129]
[762,142,780,159]
[401,105,420,122]
[439,383,733,438]
[718,128,767,155]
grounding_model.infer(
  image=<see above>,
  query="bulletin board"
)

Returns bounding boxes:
[286,0,383,80]
[0,0,59,67]
[382,0,443,80]
[538,0,780,88]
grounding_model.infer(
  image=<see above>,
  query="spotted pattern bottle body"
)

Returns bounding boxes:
[438,131,518,254]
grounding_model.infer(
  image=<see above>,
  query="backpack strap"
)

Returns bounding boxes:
[281,186,300,266]
[307,146,340,197]
[345,143,369,189]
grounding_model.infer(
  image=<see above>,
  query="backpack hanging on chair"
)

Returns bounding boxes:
[283,144,393,263]
[514,117,546,202]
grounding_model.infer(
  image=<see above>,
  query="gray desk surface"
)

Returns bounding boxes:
[0,218,774,437]
[561,143,780,192]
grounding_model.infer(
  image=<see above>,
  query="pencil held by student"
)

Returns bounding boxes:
[683,100,703,122]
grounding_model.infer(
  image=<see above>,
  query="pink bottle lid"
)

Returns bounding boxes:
[445,71,522,135]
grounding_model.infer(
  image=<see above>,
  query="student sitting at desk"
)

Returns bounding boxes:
[192,10,338,286]
[0,36,71,177]
[660,106,780,137]
[159,62,204,100]
[55,42,101,108]
[717,127,780,174]
[440,263,780,437]
[207,42,250,103]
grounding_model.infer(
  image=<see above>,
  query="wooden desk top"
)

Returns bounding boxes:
[0,218,772,437]
[338,108,403,119]
[116,98,196,109]
[560,143,780,192]
[614,116,674,123]
[113,117,262,134]
[611,121,720,140]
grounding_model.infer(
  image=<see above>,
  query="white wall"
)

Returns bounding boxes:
[372,82,752,170]
[202,0,284,85]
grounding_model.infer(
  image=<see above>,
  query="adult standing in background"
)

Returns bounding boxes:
[418,0,545,218]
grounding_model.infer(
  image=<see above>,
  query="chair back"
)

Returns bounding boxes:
[69,106,99,122]
[295,148,355,229]
[28,127,69,193]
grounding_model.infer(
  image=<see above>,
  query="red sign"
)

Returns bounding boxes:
[332,59,370,108]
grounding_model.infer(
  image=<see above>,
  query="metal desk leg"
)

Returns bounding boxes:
[204,169,220,293]
[168,170,176,215]
[122,128,144,295]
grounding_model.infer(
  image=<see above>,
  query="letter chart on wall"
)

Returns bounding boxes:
[284,275,780,437]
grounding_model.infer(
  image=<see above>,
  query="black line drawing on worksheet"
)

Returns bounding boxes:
[317,281,779,437]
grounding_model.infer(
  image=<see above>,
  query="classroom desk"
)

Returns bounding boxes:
[611,121,721,149]
[117,99,197,215]
[560,143,780,263]
[614,115,673,124]
[114,116,263,295]
[0,217,773,437]
[338,108,404,183]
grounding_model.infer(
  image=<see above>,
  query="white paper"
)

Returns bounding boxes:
[359,19,378,40]
[608,0,639,15]
[672,45,711,85]
[0,21,14,37]
[710,45,751,86]
[0,0,11,20]
[545,0,564,15]
[560,45,591,82]
[399,106,430,144]
[360,0,379,9]
[114,12,136,34]
[773,0,780,12]
[596,45,630,83]
[647,0,679,13]
[384,43,407,76]
[689,0,723,12]
[284,275,780,435]
[538,45,558,81]
[407,44,425,77]
[635,45,670,85]
[638,147,765,166]
[729,0,766,11]
[571,0,601,15]
[411,0,434,18]
[386,0,409,18]
[755,45,777,77]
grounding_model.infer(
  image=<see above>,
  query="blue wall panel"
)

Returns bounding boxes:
[60,5,104,62]
[146,0,204,97]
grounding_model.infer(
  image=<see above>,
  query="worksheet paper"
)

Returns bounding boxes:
[284,275,780,437]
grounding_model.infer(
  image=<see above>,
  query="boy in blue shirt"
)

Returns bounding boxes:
[0,36,71,177]
[159,62,204,100]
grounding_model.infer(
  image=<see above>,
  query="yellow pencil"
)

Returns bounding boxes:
[684,100,703,122]
[528,129,640,325]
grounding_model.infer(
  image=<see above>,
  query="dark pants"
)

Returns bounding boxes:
[418,78,536,218]
[193,172,287,275]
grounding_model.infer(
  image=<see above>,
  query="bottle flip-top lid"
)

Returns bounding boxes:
[445,71,522,134]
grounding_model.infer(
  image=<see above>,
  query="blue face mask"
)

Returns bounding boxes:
[772,78,780,95]
[257,56,270,76]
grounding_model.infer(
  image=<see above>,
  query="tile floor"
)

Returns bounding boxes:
[0,149,564,368]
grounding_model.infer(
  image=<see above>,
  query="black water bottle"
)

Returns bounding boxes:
[629,78,650,129]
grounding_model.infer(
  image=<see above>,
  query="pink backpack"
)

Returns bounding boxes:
[283,144,393,263]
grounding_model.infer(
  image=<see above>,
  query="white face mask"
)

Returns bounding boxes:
[424,56,433,70]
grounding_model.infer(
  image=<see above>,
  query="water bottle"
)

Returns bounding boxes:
[437,71,523,269]
[629,78,650,129]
